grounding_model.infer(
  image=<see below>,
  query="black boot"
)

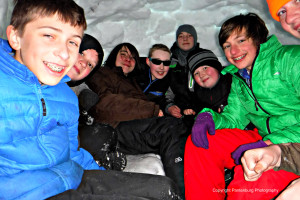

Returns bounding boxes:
[96,151,127,171]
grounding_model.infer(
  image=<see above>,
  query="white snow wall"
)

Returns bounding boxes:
[0,0,298,65]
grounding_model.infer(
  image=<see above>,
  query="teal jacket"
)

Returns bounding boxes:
[202,35,300,144]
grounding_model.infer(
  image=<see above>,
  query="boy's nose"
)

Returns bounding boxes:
[230,44,239,55]
[124,56,130,61]
[159,64,164,69]
[285,8,297,24]
[199,71,205,78]
[79,60,87,68]
[56,44,70,60]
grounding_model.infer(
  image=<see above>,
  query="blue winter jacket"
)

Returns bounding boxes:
[0,39,104,200]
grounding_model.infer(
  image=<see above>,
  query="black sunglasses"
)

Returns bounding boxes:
[149,58,171,66]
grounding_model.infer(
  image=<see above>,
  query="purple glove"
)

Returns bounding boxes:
[191,112,215,149]
[232,140,268,165]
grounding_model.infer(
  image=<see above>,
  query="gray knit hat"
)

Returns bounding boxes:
[187,48,222,76]
[176,24,197,46]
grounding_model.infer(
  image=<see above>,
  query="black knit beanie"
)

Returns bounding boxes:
[176,24,198,47]
[187,48,222,76]
[79,34,104,68]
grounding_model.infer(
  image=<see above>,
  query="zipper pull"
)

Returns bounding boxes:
[254,100,258,111]
[41,98,46,116]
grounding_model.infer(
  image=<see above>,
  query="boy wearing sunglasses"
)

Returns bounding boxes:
[136,44,172,116]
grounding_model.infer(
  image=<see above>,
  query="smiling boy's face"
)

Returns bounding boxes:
[222,29,257,72]
[68,49,99,81]
[278,0,300,38]
[146,49,170,80]
[7,13,84,86]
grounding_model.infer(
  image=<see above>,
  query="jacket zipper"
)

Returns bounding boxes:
[38,87,55,165]
[249,49,271,134]
[143,69,158,93]
[41,98,47,116]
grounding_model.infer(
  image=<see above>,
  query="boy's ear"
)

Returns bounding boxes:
[6,25,21,50]
[146,57,150,66]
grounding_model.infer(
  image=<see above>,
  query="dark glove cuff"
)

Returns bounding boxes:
[195,112,212,122]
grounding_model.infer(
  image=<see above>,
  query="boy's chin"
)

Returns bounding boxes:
[38,77,64,86]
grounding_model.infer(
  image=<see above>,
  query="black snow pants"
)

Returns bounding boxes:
[48,170,181,200]
[78,123,118,160]
[116,116,188,199]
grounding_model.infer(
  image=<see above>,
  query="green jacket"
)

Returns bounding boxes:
[202,35,300,144]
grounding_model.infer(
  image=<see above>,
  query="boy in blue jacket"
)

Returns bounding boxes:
[0,0,103,199]
[0,1,180,200]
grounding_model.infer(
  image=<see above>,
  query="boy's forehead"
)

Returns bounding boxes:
[25,14,84,38]
[120,47,130,54]
[227,28,247,40]
[179,32,191,36]
[152,49,170,56]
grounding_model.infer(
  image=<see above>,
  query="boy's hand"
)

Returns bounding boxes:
[241,145,282,182]
[232,140,268,165]
[191,112,215,149]
[276,178,300,200]
[183,109,196,116]
[168,105,182,118]
[158,109,164,117]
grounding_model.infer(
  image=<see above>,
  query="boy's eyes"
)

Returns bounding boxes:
[43,34,53,39]
[277,0,300,17]
[277,9,286,17]
[69,40,79,47]
[88,63,94,69]
[120,52,134,60]
[178,34,192,39]
[43,33,79,47]
[80,53,95,69]
[194,67,208,76]
[223,44,230,49]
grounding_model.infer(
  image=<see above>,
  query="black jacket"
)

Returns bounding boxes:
[166,42,200,111]
[191,73,232,114]
[136,57,171,113]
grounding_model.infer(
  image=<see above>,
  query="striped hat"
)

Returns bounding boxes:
[187,48,222,76]
[266,0,290,21]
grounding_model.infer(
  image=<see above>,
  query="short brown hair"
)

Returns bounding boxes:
[218,13,269,49]
[11,0,87,36]
[148,44,171,58]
